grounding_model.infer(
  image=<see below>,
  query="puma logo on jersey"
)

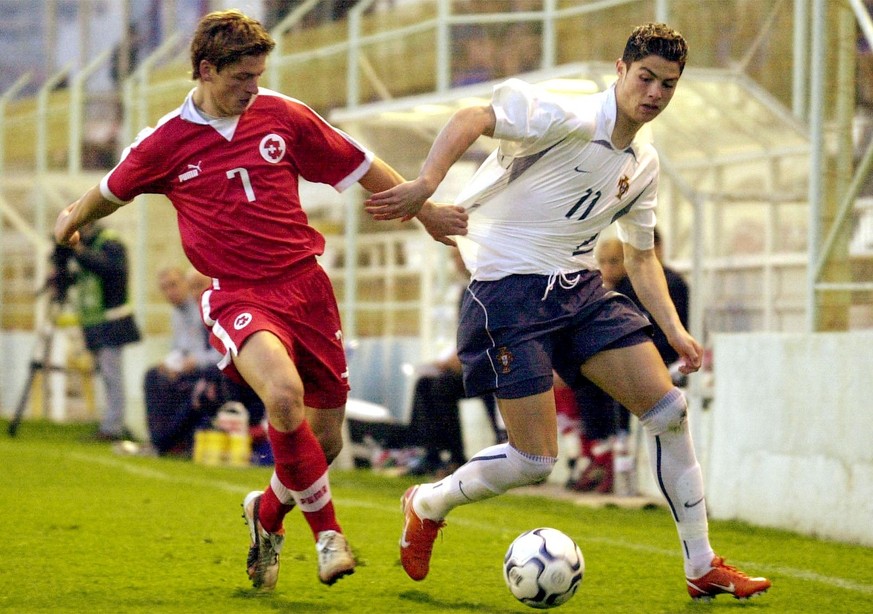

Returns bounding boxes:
[178,162,202,183]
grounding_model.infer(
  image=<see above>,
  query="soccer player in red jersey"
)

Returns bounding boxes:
[54,9,466,590]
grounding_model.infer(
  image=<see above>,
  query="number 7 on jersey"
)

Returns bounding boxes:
[227,167,256,202]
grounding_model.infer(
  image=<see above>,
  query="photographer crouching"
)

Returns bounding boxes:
[52,223,141,441]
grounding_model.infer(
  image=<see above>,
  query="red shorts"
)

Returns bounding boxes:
[201,258,349,409]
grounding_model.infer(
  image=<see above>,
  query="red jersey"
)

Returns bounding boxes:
[100,88,373,284]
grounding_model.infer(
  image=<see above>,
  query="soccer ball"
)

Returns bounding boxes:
[503,527,584,609]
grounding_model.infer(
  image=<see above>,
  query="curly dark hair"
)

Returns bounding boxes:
[622,23,688,74]
[190,10,276,80]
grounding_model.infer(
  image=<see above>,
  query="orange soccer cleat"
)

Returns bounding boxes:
[399,485,445,581]
[686,555,771,601]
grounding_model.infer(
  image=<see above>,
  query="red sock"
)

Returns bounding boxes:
[258,422,342,538]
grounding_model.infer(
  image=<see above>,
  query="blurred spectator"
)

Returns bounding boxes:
[496,21,542,77]
[332,1,358,21]
[595,235,626,290]
[186,267,212,301]
[450,1,498,86]
[53,223,141,441]
[263,0,304,30]
[143,266,223,456]
[452,23,497,86]
[110,22,144,84]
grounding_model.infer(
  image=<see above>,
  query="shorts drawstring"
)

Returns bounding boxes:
[542,271,582,300]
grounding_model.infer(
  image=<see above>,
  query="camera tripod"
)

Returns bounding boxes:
[8,296,67,437]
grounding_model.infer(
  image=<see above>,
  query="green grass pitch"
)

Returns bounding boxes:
[1,420,871,613]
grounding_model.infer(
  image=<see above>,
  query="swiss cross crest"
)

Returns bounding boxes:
[616,174,630,200]
[233,312,253,330]
[495,346,513,374]
[259,134,286,163]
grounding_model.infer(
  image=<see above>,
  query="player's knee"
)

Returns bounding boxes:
[261,378,305,430]
[639,387,687,435]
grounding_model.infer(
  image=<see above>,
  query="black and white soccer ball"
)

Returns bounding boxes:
[503,527,584,609]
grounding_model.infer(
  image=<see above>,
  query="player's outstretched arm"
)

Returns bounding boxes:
[358,157,422,221]
[54,186,122,247]
[365,104,496,220]
[359,157,467,245]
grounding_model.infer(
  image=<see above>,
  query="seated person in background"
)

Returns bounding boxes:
[568,232,690,493]
[185,267,212,301]
[556,371,619,494]
[565,237,626,493]
[144,266,223,456]
[406,351,504,477]
[406,247,506,477]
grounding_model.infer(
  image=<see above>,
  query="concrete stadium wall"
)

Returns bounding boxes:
[706,331,873,547]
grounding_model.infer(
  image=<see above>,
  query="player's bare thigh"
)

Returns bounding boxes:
[579,341,673,416]
[498,390,559,458]
[233,330,306,432]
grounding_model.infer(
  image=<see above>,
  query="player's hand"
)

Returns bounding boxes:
[365,177,436,222]
[670,330,702,375]
[54,204,81,248]
[416,202,468,246]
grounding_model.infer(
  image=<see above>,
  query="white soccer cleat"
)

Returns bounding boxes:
[316,530,356,585]
[242,490,285,590]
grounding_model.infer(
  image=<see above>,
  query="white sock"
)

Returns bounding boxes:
[413,443,556,521]
[640,387,715,577]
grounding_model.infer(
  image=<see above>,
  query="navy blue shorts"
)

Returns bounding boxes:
[457,270,653,399]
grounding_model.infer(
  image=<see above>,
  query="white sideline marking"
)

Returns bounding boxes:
[69,452,873,595]
[69,452,250,495]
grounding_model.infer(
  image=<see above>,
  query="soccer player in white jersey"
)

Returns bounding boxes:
[54,10,465,592]
[367,23,771,602]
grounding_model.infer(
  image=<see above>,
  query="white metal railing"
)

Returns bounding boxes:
[321,229,457,357]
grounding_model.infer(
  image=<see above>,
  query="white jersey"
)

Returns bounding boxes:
[454,79,660,281]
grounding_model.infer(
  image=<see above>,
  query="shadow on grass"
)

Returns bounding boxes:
[230,587,326,611]
[399,589,514,613]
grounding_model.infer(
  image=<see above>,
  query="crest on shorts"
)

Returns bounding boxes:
[233,312,253,330]
[495,346,513,374]
[616,174,629,200]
